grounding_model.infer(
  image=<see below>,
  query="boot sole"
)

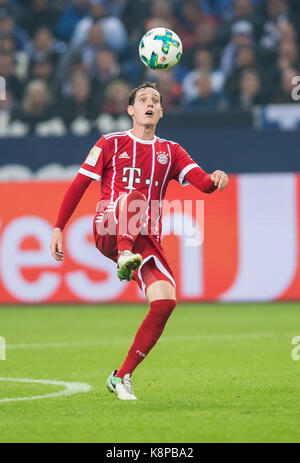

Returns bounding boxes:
[117,255,142,281]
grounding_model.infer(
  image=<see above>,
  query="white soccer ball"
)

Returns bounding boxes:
[139,27,183,71]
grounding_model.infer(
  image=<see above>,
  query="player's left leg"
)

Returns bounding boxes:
[107,280,176,400]
[107,280,176,399]
[116,280,176,376]
[146,280,176,303]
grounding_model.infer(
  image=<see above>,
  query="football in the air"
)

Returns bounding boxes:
[139,27,182,71]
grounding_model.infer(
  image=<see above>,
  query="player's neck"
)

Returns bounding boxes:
[131,125,156,141]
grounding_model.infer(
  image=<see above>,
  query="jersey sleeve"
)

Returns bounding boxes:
[171,144,200,186]
[54,173,92,230]
[78,136,106,181]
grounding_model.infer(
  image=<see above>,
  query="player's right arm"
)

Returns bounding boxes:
[50,173,92,261]
[51,227,65,262]
[50,136,106,262]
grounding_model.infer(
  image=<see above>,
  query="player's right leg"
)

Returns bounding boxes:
[93,194,146,279]
[115,192,147,281]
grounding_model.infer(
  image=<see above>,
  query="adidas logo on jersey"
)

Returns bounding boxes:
[119,152,130,159]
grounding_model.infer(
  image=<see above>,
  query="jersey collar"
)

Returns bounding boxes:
[127,130,157,145]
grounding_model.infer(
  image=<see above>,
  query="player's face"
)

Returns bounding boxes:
[128,88,163,127]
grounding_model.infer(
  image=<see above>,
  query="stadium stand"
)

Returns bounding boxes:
[0,0,299,137]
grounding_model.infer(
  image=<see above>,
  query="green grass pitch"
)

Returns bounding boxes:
[0,302,300,443]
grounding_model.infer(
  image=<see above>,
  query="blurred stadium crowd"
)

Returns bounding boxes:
[0,0,299,136]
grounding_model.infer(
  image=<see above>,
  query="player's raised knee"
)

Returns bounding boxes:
[128,191,146,203]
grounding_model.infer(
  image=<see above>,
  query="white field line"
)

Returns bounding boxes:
[0,377,91,403]
[6,332,291,351]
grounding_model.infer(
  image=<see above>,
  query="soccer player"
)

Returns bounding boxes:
[50,82,229,400]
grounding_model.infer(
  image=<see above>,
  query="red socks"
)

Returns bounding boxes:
[115,194,176,378]
[116,191,147,253]
[116,299,176,378]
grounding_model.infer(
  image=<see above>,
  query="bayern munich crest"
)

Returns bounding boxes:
[157,152,168,165]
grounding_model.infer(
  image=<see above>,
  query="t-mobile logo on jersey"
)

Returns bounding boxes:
[122,167,141,190]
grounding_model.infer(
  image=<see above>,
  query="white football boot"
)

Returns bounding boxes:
[106,370,137,400]
[117,250,142,281]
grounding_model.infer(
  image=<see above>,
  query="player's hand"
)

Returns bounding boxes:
[210,170,229,191]
[50,227,64,262]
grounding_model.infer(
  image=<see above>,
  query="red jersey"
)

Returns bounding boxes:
[78,130,200,237]
[54,129,216,235]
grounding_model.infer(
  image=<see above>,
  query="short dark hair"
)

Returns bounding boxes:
[128,82,162,106]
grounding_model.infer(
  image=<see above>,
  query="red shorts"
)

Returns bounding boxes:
[93,199,175,294]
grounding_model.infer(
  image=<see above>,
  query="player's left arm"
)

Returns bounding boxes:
[185,166,229,193]
[210,170,229,191]
[172,144,229,193]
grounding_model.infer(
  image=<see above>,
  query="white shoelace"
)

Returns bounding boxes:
[123,375,134,395]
